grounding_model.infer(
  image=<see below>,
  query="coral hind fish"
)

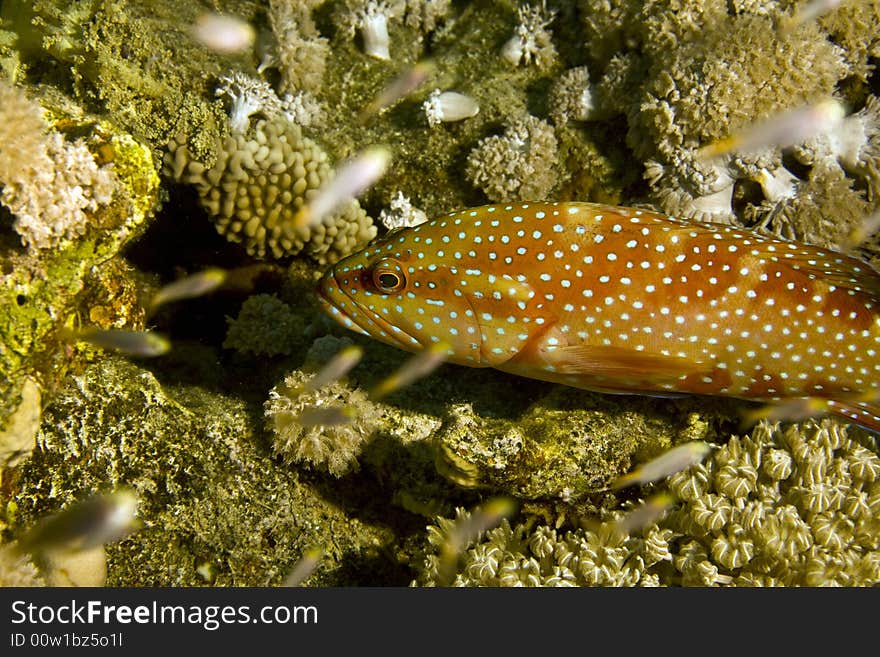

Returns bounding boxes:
[317,202,880,433]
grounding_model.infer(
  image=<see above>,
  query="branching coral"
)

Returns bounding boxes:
[465,114,559,202]
[215,71,323,134]
[0,81,115,250]
[164,117,376,264]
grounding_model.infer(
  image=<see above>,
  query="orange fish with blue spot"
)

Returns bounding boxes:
[316,202,880,432]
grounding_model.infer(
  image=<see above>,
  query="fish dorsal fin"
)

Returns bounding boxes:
[679,216,880,300]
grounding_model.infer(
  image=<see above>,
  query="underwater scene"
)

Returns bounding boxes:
[1,0,879,586]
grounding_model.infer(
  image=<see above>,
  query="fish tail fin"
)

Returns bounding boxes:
[826,399,880,434]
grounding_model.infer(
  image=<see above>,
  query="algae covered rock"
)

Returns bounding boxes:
[0,85,160,430]
[7,356,401,586]
[432,385,727,500]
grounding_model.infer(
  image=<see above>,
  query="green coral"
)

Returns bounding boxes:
[223,293,307,356]
[2,0,879,588]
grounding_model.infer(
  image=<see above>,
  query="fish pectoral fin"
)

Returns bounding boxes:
[542,344,707,388]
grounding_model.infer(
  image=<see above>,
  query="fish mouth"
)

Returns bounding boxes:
[315,272,418,350]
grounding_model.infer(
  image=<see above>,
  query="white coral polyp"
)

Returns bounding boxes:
[360,6,392,60]
[422,90,479,126]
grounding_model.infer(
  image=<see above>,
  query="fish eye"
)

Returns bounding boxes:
[370,258,406,294]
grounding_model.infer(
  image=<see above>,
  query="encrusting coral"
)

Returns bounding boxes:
[164,117,376,264]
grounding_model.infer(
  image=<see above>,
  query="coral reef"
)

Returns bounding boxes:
[570,1,880,246]
[417,419,880,587]
[2,0,880,587]
[165,117,376,263]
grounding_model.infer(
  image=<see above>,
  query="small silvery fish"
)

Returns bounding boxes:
[282,547,324,587]
[294,146,391,229]
[317,202,880,432]
[16,489,139,555]
[68,328,171,357]
[304,345,364,392]
[192,12,255,54]
[368,340,450,401]
[612,493,675,536]
[697,99,844,160]
[359,60,435,123]
[297,404,354,427]
[148,267,227,312]
[778,0,846,36]
[612,442,713,490]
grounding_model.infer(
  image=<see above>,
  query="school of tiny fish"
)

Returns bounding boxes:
[318,202,880,433]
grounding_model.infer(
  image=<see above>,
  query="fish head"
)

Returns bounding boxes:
[316,229,487,365]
